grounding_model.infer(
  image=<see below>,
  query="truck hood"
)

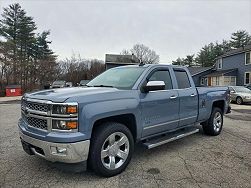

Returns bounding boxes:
[24,87,124,103]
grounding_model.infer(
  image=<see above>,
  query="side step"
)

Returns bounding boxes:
[142,127,199,149]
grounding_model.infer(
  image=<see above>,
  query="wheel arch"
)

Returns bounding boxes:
[212,100,225,113]
[91,114,138,142]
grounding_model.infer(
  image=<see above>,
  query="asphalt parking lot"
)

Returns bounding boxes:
[0,102,250,188]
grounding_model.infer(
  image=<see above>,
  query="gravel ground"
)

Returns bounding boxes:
[0,103,250,188]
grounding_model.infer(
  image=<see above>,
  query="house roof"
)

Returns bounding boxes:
[205,68,238,77]
[105,62,138,65]
[6,85,21,89]
[105,54,139,64]
[216,44,251,59]
[187,66,214,76]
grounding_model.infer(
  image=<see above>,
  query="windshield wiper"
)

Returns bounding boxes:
[89,85,114,88]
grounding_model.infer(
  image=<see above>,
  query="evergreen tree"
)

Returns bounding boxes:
[230,30,251,49]
[0,3,56,91]
[172,55,195,67]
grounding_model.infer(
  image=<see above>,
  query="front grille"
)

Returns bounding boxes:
[22,114,48,130]
[21,100,49,112]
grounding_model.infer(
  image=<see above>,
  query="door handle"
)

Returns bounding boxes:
[190,93,196,97]
[170,95,177,99]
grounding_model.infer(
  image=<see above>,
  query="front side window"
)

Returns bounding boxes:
[245,52,251,65]
[148,70,172,90]
[174,70,191,89]
[87,67,146,89]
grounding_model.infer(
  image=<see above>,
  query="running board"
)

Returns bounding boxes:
[143,127,199,149]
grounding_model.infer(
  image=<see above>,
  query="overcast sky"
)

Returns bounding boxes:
[1,0,251,63]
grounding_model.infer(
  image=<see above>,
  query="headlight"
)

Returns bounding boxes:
[52,120,78,130]
[52,105,78,114]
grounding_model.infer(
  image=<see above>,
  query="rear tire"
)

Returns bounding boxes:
[236,97,243,105]
[89,122,134,177]
[202,107,223,136]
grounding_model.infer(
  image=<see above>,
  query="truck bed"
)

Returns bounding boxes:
[196,86,229,123]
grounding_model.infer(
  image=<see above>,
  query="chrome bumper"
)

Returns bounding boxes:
[243,98,251,102]
[19,131,90,163]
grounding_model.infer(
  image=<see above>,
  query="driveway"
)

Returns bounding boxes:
[0,102,250,188]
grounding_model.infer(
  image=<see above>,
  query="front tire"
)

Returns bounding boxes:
[89,122,134,177]
[202,107,223,136]
[236,97,243,105]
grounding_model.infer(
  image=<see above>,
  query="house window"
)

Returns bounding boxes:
[212,76,220,86]
[245,72,251,85]
[223,76,236,86]
[204,78,208,85]
[216,77,219,85]
[245,52,251,65]
[201,78,204,85]
[217,58,222,69]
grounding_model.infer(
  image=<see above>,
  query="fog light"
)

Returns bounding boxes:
[51,146,67,155]
[57,147,67,154]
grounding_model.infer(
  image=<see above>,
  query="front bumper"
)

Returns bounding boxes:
[19,130,90,163]
[243,97,251,103]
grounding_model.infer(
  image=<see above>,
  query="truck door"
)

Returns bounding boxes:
[173,69,198,127]
[140,68,179,137]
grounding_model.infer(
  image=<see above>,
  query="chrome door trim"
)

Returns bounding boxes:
[143,115,197,130]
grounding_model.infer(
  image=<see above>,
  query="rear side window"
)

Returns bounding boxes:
[174,70,191,89]
[148,70,172,90]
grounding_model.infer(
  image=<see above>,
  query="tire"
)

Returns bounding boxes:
[202,107,223,136]
[236,97,243,105]
[88,122,134,177]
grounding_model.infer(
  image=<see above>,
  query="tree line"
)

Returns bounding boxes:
[0,3,104,95]
[172,30,251,67]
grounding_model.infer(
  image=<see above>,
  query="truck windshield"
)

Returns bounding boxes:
[87,67,146,89]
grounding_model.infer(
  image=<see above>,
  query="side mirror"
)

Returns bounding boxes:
[142,81,165,93]
[230,90,235,93]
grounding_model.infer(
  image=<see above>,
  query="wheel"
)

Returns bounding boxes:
[236,97,243,105]
[202,107,223,136]
[89,122,134,177]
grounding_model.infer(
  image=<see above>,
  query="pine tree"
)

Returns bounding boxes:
[0,3,27,83]
[0,3,56,91]
[230,30,251,49]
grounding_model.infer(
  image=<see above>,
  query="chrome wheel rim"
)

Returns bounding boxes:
[213,112,222,132]
[101,132,129,170]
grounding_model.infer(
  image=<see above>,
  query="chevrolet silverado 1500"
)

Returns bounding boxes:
[19,64,231,177]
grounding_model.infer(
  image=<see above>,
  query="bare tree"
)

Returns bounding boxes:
[121,43,159,64]
[57,55,105,85]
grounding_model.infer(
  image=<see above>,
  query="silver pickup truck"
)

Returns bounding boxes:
[19,64,231,176]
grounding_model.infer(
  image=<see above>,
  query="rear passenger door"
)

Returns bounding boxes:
[173,69,198,127]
